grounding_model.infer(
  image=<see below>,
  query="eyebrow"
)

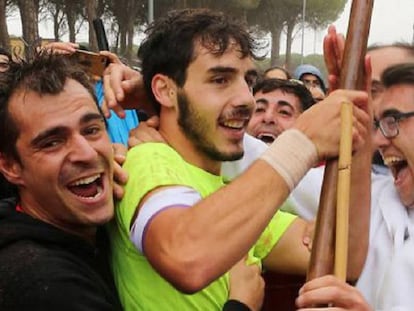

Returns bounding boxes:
[246,69,259,78]
[207,66,237,75]
[382,108,402,118]
[31,112,104,147]
[276,100,295,110]
[207,66,258,77]
[255,98,269,105]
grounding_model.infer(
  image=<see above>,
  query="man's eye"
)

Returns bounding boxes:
[40,139,63,149]
[84,126,102,136]
[212,77,228,84]
[255,107,265,113]
[279,110,292,117]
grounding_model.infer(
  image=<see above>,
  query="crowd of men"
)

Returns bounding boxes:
[1,7,414,311]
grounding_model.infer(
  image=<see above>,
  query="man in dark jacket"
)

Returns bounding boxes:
[0,51,263,311]
[0,52,122,310]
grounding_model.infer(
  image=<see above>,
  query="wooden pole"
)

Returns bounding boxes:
[307,0,374,282]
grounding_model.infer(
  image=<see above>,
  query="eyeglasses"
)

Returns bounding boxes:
[374,110,414,138]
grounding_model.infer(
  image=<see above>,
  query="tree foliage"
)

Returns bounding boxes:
[1,0,347,64]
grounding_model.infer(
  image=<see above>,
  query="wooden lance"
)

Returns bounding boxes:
[307,0,374,282]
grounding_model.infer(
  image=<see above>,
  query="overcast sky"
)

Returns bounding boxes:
[288,0,414,55]
[6,0,414,55]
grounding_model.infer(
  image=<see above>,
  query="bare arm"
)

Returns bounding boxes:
[140,89,370,293]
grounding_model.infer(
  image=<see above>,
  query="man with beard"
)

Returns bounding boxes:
[106,8,372,311]
[0,51,265,311]
[247,78,315,145]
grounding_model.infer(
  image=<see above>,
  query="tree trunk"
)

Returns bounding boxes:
[284,20,295,71]
[17,0,39,59]
[53,12,60,41]
[119,23,127,56]
[0,0,10,50]
[85,0,98,51]
[270,26,282,66]
[66,2,77,43]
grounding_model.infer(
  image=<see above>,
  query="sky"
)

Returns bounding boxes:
[286,0,414,55]
[5,0,414,56]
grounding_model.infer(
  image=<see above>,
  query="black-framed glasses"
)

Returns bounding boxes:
[374,110,414,138]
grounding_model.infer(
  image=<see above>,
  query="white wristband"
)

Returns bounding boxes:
[260,129,318,191]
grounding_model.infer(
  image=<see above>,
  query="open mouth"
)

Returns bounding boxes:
[257,133,277,144]
[384,156,408,181]
[220,119,247,130]
[67,174,104,199]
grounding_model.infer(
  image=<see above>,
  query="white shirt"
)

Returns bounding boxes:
[221,134,323,220]
[357,174,414,310]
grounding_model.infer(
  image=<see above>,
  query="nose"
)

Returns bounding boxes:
[372,125,391,151]
[263,108,276,124]
[68,134,98,163]
[234,78,255,111]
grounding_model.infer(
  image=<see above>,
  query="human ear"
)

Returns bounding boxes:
[151,74,177,109]
[0,154,24,186]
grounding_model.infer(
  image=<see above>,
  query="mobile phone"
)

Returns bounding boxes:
[70,50,108,77]
[93,18,109,51]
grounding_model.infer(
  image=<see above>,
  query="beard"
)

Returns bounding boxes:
[176,90,244,162]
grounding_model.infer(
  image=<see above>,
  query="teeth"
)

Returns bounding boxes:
[70,174,100,186]
[223,120,244,129]
[383,156,405,167]
[90,185,103,199]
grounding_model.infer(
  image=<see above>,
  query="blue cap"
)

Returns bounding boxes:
[294,64,326,93]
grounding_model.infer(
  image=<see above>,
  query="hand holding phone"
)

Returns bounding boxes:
[70,50,109,77]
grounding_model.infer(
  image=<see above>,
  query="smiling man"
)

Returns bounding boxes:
[247,78,314,144]
[357,62,414,310]
[0,52,122,310]
[107,8,372,311]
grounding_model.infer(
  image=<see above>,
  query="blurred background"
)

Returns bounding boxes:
[2,0,413,75]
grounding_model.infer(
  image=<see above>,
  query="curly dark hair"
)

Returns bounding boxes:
[138,8,264,114]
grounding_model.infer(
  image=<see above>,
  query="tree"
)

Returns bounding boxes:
[103,0,145,61]
[0,0,10,49]
[64,0,84,43]
[85,0,97,50]
[283,0,347,69]
[41,0,66,40]
[246,0,346,70]
[17,0,40,58]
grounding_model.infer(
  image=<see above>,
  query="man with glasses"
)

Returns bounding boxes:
[296,62,414,311]
[356,62,414,310]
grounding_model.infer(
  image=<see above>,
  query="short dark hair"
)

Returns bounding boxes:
[0,51,98,162]
[381,63,414,88]
[263,66,292,79]
[253,78,315,111]
[138,8,263,114]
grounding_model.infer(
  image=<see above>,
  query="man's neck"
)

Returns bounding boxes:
[18,197,97,245]
[159,126,221,175]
